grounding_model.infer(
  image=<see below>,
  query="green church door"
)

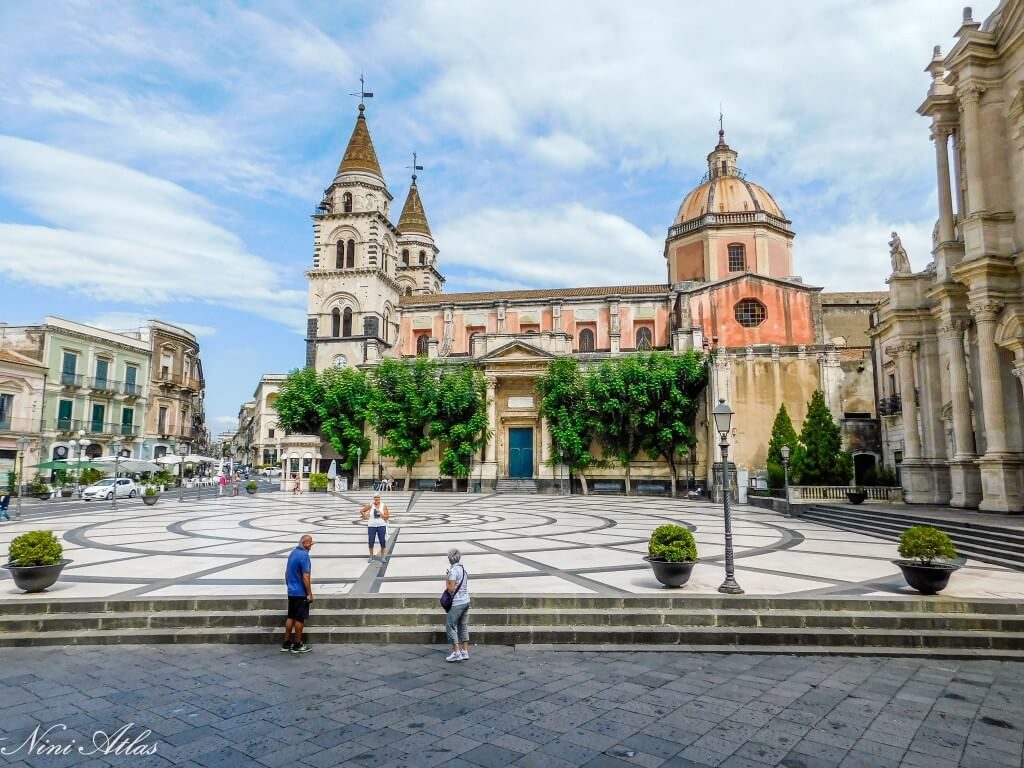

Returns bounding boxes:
[508,428,534,478]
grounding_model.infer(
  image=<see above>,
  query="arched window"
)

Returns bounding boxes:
[335,241,344,270]
[383,310,390,342]
[728,243,746,272]
[735,298,767,328]
[416,334,430,356]
[578,328,595,352]
[342,307,352,337]
[346,239,355,269]
[331,308,341,337]
[342,192,353,213]
[419,250,426,265]
[404,286,413,297]
[402,249,409,266]
[635,326,653,350]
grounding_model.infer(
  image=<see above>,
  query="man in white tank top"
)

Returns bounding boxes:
[360,494,390,564]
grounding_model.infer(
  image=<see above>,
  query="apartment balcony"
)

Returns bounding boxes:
[0,417,42,434]
[181,376,203,393]
[59,373,85,389]
[84,421,141,438]
[122,382,144,398]
[156,369,183,388]
[89,377,121,395]
[878,394,902,417]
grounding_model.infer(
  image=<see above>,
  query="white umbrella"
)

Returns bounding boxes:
[92,456,161,473]
[156,454,215,466]
[156,455,182,466]
[327,460,337,481]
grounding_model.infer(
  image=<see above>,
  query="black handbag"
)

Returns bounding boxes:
[440,566,466,612]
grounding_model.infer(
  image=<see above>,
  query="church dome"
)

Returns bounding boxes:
[674,130,786,225]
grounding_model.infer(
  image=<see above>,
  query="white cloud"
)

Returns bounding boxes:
[528,133,599,170]
[85,312,217,338]
[0,136,305,326]
[212,415,239,427]
[438,203,663,287]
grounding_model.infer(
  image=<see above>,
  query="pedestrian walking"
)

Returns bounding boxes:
[443,548,470,663]
[232,472,240,497]
[218,473,227,497]
[359,493,390,563]
[282,534,314,654]
[293,477,302,495]
[0,490,10,522]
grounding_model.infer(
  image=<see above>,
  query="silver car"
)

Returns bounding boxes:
[82,478,139,501]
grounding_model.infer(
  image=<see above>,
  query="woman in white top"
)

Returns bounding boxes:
[360,494,390,564]
[444,548,470,662]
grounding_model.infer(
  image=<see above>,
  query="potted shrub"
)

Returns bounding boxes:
[246,480,258,495]
[846,486,868,505]
[31,481,53,501]
[894,525,960,595]
[142,485,160,506]
[3,530,72,593]
[644,524,698,588]
[308,473,329,492]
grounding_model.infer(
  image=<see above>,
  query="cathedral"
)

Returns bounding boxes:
[298,102,883,492]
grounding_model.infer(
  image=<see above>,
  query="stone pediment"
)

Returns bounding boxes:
[479,338,556,363]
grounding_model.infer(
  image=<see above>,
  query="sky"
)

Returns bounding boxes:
[0,0,991,431]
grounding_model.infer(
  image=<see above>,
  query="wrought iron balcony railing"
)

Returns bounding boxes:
[878,394,902,416]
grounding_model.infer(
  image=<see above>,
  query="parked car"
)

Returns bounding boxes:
[262,467,282,478]
[82,478,139,501]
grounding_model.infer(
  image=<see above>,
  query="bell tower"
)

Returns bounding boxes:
[306,87,402,370]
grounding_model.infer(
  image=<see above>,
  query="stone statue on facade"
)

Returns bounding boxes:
[888,231,912,274]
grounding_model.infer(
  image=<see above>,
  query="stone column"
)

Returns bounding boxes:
[938,320,976,459]
[888,342,922,460]
[933,126,956,243]
[484,375,497,465]
[959,84,987,214]
[971,301,1007,454]
[539,415,551,480]
[1014,352,1024,402]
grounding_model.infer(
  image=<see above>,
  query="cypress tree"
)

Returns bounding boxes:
[766,404,799,488]
[792,390,853,485]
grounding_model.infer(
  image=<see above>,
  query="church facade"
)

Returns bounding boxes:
[299,106,883,492]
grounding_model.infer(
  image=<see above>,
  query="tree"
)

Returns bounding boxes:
[273,367,324,436]
[431,365,489,488]
[641,351,708,497]
[368,358,438,490]
[766,404,800,488]
[319,367,372,477]
[537,357,599,494]
[588,354,655,496]
[792,389,853,485]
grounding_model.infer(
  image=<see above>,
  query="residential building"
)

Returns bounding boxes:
[144,321,208,459]
[0,348,47,486]
[252,374,286,468]
[870,1,1024,512]
[233,402,256,466]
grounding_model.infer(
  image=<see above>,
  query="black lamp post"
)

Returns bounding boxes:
[713,399,743,595]
[110,439,123,510]
[15,436,29,519]
[781,444,791,502]
[176,441,189,503]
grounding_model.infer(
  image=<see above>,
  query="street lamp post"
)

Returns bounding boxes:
[74,430,86,498]
[176,442,189,503]
[356,446,361,492]
[110,439,123,510]
[781,444,791,505]
[15,436,29,519]
[713,399,743,595]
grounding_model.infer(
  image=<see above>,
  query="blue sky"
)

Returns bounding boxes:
[0,0,987,429]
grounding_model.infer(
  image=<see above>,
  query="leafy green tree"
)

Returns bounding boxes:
[368,358,438,490]
[431,364,489,487]
[536,358,599,494]
[587,354,656,496]
[792,389,853,485]
[766,404,800,488]
[320,367,372,477]
[273,367,324,436]
[641,351,708,497]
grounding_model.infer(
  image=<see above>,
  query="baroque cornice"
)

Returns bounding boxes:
[885,341,919,357]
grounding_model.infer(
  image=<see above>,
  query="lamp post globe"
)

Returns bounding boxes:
[714,399,743,595]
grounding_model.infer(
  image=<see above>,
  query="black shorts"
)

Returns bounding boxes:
[287,596,310,623]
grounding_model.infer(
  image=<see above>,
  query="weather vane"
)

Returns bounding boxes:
[350,74,374,110]
[407,151,424,181]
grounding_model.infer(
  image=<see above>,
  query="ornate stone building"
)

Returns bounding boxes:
[300,106,882,492]
[870,1,1024,513]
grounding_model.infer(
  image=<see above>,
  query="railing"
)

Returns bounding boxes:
[0,417,42,433]
[789,485,903,502]
[89,377,121,394]
[878,394,902,416]
[123,382,144,397]
[60,373,84,387]
[157,369,184,386]
[667,211,793,239]
[85,422,141,437]
[181,376,203,392]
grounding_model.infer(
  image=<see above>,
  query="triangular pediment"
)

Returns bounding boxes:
[479,339,555,363]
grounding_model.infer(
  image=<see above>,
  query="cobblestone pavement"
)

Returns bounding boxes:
[0,646,1021,768]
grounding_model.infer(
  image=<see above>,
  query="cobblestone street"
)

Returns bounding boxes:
[0,645,1021,768]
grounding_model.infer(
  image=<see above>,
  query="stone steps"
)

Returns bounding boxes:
[801,505,1024,571]
[495,479,539,494]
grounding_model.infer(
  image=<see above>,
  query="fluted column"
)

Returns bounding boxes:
[485,375,497,464]
[888,342,922,460]
[933,126,956,243]
[938,319,976,458]
[971,301,1007,454]
[959,84,987,214]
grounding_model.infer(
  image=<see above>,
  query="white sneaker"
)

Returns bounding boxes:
[446,652,461,663]
[459,651,469,661]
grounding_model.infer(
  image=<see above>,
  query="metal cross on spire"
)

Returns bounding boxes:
[350,74,374,110]
[407,151,424,182]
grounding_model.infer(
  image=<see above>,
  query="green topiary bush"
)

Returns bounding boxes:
[79,468,105,486]
[898,526,956,565]
[8,530,64,567]
[308,473,329,491]
[246,480,258,491]
[648,524,697,563]
[144,485,158,497]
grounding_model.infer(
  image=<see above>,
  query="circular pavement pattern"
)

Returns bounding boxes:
[1,491,1023,600]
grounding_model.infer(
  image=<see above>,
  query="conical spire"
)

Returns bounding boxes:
[335,104,384,181]
[398,177,431,235]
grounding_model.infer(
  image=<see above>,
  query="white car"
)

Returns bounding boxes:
[82,478,139,501]
[262,468,282,478]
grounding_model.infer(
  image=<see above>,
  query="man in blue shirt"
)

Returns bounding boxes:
[282,534,314,653]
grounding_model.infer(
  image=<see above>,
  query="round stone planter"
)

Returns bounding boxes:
[846,492,867,505]
[894,560,959,595]
[35,492,53,501]
[644,557,696,588]
[60,489,74,498]
[142,495,160,506]
[3,560,72,593]
[246,487,257,495]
